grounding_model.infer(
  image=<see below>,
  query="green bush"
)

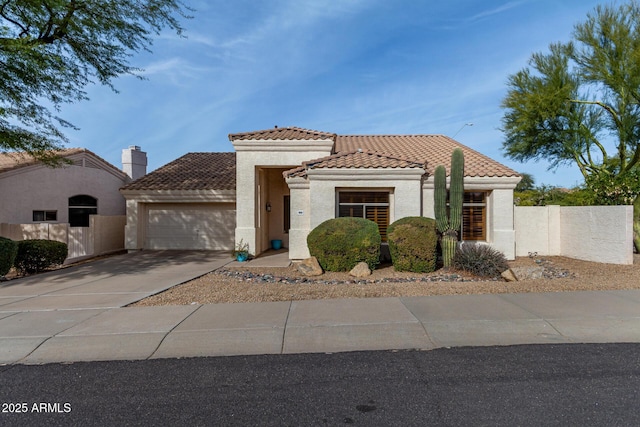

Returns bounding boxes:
[387,217,437,273]
[0,237,18,277]
[452,243,509,278]
[307,217,381,272]
[15,239,68,275]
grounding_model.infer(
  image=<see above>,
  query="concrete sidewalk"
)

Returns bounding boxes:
[2,286,640,364]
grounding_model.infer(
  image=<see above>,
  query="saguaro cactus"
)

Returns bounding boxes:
[434,148,465,268]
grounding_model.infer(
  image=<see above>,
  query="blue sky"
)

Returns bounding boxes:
[62,0,605,187]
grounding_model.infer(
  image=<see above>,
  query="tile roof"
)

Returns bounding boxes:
[0,148,125,176]
[284,149,425,178]
[335,134,518,177]
[125,129,518,192]
[121,152,235,191]
[229,126,337,141]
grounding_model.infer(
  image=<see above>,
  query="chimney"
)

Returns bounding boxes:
[122,145,147,180]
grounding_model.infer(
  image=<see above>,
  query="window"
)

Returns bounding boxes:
[33,210,57,222]
[462,191,487,241]
[68,195,97,227]
[338,191,389,241]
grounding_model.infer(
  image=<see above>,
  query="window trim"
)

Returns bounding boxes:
[462,191,487,241]
[337,190,391,242]
[32,210,57,222]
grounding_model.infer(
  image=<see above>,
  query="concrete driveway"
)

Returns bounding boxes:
[0,250,232,311]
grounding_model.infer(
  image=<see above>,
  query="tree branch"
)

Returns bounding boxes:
[38,0,56,41]
[38,0,81,44]
[0,0,30,37]
[570,98,622,129]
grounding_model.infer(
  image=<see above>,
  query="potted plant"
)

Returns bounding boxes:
[233,239,250,262]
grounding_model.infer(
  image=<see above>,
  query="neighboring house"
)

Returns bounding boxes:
[121,126,521,259]
[0,146,146,226]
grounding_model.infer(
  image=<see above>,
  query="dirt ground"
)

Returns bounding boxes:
[131,254,640,306]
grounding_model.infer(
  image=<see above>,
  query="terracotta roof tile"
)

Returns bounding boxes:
[121,152,235,191]
[229,126,336,141]
[284,149,424,178]
[123,129,517,191]
[335,134,518,177]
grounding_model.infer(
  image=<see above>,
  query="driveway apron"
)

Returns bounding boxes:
[0,251,232,364]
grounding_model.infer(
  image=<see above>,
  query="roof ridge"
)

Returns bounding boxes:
[228,126,336,141]
[0,147,125,176]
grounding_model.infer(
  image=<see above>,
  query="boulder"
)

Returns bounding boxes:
[296,257,323,276]
[501,269,517,282]
[502,266,544,282]
[349,262,371,278]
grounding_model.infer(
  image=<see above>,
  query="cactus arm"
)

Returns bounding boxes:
[434,165,449,233]
[448,148,464,232]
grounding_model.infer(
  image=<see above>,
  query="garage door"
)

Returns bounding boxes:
[146,203,235,250]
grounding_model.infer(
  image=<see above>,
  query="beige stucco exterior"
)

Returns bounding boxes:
[232,138,334,255]
[286,168,426,259]
[231,135,521,260]
[120,189,235,250]
[515,205,633,264]
[422,176,520,260]
[0,153,129,224]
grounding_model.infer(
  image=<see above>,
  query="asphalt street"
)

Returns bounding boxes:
[1,343,639,426]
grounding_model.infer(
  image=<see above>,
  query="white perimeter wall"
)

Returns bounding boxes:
[515,205,634,265]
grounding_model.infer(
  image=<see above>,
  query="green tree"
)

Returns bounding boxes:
[0,0,191,164]
[514,172,535,192]
[501,1,640,251]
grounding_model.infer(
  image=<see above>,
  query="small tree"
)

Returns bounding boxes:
[434,148,464,268]
[501,2,640,251]
[0,1,191,163]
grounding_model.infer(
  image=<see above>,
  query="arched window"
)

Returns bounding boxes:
[68,195,97,227]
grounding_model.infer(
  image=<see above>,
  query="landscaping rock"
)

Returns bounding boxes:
[296,257,323,276]
[501,269,518,282]
[508,266,545,281]
[349,262,371,278]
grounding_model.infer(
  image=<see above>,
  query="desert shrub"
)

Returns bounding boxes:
[0,237,18,276]
[15,239,68,275]
[452,243,509,278]
[387,217,437,273]
[307,217,381,272]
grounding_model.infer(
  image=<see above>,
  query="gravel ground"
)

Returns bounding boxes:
[132,254,640,306]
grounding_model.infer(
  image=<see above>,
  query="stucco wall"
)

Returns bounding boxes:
[515,205,633,264]
[233,139,334,254]
[0,163,126,224]
[286,168,424,259]
[422,176,520,260]
[287,178,311,260]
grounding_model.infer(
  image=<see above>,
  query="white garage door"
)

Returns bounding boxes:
[146,203,235,250]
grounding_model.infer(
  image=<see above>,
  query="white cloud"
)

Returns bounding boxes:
[466,1,528,22]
